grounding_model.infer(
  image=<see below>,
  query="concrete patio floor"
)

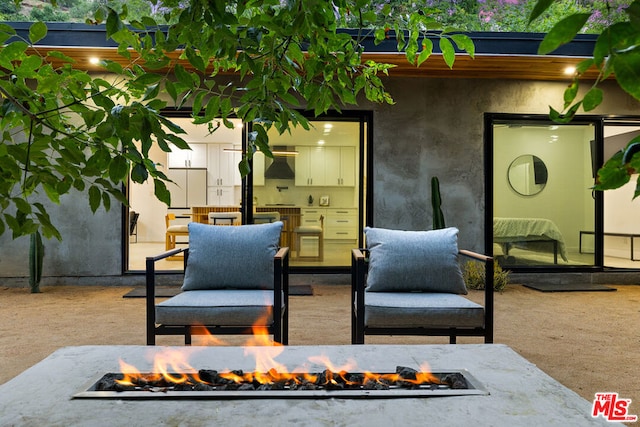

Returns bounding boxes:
[0,276,638,422]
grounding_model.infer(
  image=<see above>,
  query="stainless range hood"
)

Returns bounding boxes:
[264,147,295,180]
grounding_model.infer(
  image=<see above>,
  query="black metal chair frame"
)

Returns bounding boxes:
[146,247,290,346]
[351,248,494,344]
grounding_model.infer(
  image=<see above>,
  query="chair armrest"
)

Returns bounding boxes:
[274,247,290,295]
[351,249,367,291]
[459,249,494,343]
[147,248,185,263]
[459,249,492,263]
[275,247,289,261]
[145,248,187,345]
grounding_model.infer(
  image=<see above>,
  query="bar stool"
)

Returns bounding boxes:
[165,213,189,250]
[292,215,324,261]
[208,212,242,225]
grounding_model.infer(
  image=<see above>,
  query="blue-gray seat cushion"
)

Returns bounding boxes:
[182,221,283,291]
[363,292,484,328]
[156,290,283,326]
[364,227,467,294]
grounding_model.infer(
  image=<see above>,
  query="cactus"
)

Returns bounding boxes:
[29,231,44,293]
[431,176,446,230]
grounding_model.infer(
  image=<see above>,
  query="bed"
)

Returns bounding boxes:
[493,217,568,264]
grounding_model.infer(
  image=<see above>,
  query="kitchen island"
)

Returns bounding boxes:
[190,205,301,248]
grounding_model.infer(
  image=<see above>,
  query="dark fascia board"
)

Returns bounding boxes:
[5,22,597,57]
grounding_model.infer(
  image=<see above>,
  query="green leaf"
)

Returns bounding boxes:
[185,47,206,72]
[627,1,640,30]
[29,22,48,44]
[450,34,475,58]
[42,183,60,204]
[165,80,178,103]
[417,39,433,66]
[134,73,163,85]
[528,0,555,24]
[101,192,111,211]
[549,102,582,123]
[612,50,640,102]
[154,179,171,205]
[88,186,101,212]
[130,163,148,183]
[582,87,603,112]
[0,41,28,69]
[439,38,455,69]
[563,80,579,108]
[174,64,194,88]
[106,8,124,38]
[109,155,128,182]
[538,14,591,55]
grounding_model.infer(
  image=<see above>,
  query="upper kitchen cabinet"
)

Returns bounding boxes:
[295,146,327,187]
[296,146,355,187]
[325,146,355,187]
[167,143,207,168]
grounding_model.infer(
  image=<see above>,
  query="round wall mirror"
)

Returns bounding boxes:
[508,155,548,196]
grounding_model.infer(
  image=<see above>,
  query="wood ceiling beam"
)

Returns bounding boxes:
[28,46,600,82]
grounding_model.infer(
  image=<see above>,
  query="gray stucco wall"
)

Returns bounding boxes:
[370,77,640,252]
[0,191,122,284]
[0,77,638,285]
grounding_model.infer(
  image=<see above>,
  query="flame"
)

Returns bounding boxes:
[115,309,440,390]
[116,347,202,387]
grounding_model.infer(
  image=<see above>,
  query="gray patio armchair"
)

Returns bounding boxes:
[146,221,289,345]
[351,227,494,344]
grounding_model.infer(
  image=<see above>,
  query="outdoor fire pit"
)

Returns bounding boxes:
[75,367,487,399]
[0,344,611,426]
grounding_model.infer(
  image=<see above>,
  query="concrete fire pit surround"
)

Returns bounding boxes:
[0,344,610,426]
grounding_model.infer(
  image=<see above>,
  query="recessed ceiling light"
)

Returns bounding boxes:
[89,57,100,65]
[564,66,576,76]
[323,124,333,129]
[317,139,325,145]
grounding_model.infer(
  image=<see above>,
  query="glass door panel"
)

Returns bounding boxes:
[493,121,596,267]
[602,124,640,268]
[126,117,244,271]
[254,119,362,268]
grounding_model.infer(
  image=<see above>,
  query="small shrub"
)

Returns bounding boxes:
[463,260,509,293]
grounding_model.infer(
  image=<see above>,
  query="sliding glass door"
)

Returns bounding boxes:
[125,113,370,272]
[490,116,597,268]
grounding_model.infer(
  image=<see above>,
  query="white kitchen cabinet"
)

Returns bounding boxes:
[295,146,326,186]
[166,168,207,208]
[253,151,265,186]
[300,208,325,226]
[207,144,241,205]
[325,147,355,186]
[167,143,207,168]
[301,208,357,240]
[296,146,355,187]
[207,143,240,187]
[207,186,235,206]
[325,208,358,240]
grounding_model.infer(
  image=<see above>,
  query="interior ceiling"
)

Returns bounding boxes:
[31,47,602,81]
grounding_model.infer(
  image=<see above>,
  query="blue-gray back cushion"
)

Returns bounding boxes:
[182,221,283,290]
[364,227,467,294]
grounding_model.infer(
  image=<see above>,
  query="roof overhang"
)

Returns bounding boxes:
[7,22,601,81]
